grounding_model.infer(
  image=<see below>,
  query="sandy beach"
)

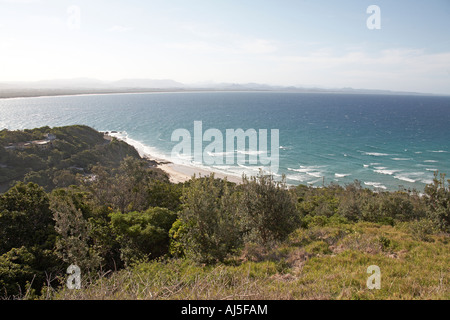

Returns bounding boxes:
[104,131,244,184]
[157,162,243,184]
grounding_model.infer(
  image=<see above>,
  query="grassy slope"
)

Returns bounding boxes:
[52,220,448,300]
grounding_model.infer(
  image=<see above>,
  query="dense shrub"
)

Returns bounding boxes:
[241,174,300,244]
[110,207,177,265]
[178,175,244,263]
[424,172,450,232]
[0,182,55,253]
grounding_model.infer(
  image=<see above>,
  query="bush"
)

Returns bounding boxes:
[51,189,101,271]
[168,219,187,258]
[424,172,450,232]
[110,207,177,265]
[305,240,332,255]
[241,173,300,244]
[409,219,437,242]
[179,175,243,263]
[0,247,40,297]
[0,182,55,254]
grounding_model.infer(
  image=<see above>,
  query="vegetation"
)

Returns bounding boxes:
[0,125,155,192]
[0,126,448,300]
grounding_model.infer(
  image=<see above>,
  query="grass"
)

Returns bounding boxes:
[47,221,449,300]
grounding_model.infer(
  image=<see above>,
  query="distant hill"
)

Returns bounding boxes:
[0,78,434,99]
[0,78,184,90]
[111,79,185,88]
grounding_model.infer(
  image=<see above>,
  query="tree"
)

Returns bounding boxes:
[147,180,183,211]
[0,183,61,297]
[240,172,300,245]
[110,207,177,265]
[50,189,101,271]
[179,175,243,263]
[0,182,55,254]
[86,157,160,213]
[424,171,450,232]
[0,247,41,297]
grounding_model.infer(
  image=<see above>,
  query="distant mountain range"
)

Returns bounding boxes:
[0,78,185,89]
[0,78,432,98]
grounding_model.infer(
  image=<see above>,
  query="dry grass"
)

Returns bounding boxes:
[47,221,449,300]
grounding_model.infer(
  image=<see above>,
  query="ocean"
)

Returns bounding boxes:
[1,91,449,191]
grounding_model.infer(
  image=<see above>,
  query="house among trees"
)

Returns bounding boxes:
[32,139,53,150]
[3,133,56,151]
[44,133,56,141]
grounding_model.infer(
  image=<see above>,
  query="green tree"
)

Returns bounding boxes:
[147,180,183,211]
[110,207,177,265]
[0,182,55,254]
[50,189,101,271]
[87,157,164,213]
[240,173,299,245]
[0,247,40,297]
[424,171,450,232]
[179,175,243,263]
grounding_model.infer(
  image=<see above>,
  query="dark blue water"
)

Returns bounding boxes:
[1,92,449,191]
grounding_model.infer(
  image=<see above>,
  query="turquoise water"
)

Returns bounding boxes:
[1,91,450,191]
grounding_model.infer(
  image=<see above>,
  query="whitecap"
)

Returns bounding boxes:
[237,150,266,155]
[288,165,325,179]
[286,174,309,182]
[394,172,425,184]
[394,175,416,183]
[364,182,387,190]
[424,160,438,163]
[374,169,401,175]
[363,152,390,156]
[307,178,323,185]
[307,171,323,178]
[335,173,351,178]
[391,158,412,161]
[207,151,235,157]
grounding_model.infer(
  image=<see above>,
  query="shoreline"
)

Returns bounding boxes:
[0,88,273,100]
[0,88,440,101]
[156,161,243,184]
[104,132,243,184]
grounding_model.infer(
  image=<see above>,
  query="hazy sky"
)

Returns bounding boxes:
[1,0,449,94]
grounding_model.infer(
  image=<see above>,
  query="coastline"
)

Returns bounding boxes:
[0,88,271,100]
[0,87,437,101]
[104,132,243,184]
[156,161,242,184]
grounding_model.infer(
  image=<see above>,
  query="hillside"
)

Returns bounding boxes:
[0,125,164,192]
[0,126,448,300]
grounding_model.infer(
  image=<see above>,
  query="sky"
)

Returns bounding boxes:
[0,0,449,94]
